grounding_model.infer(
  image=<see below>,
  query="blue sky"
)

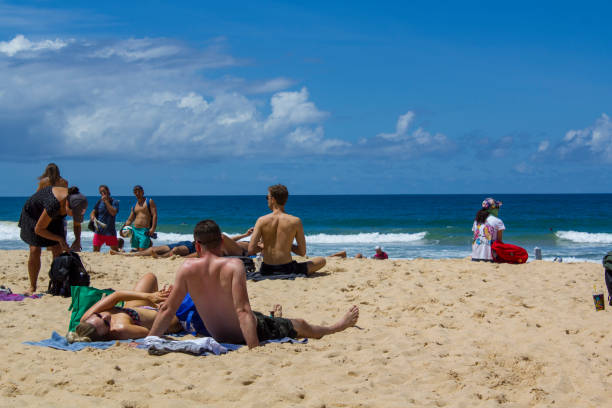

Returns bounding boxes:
[0,1,611,195]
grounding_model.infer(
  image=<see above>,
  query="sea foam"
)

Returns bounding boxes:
[305,232,427,244]
[555,230,612,244]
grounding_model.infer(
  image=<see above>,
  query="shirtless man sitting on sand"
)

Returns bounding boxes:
[149,220,359,347]
[247,184,325,275]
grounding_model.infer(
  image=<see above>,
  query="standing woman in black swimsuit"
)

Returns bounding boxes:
[18,186,88,295]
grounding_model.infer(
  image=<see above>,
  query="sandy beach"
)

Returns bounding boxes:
[0,250,610,407]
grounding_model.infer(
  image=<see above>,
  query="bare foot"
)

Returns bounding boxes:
[110,250,122,256]
[273,304,283,318]
[24,286,36,296]
[332,306,359,332]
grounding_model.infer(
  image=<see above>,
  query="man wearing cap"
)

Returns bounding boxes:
[373,246,388,260]
[123,185,157,251]
[18,186,87,294]
[471,197,505,262]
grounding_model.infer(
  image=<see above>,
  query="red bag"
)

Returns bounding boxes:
[491,241,528,264]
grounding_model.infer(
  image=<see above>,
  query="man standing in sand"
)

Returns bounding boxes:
[247,184,325,275]
[149,220,359,347]
[123,185,157,251]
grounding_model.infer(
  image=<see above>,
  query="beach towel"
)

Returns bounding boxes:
[23,331,140,351]
[0,292,43,301]
[25,332,306,354]
[143,335,307,356]
[246,270,306,282]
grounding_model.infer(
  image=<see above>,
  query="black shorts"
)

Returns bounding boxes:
[260,261,308,275]
[254,311,297,341]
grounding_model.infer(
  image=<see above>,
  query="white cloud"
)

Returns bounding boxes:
[265,87,328,131]
[537,140,549,152]
[286,126,349,154]
[0,35,339,160]
[559,114,612,162]
[247,78,294,94]
[0,34,67,56]
[92,38,181,61]
[373,111,451,154]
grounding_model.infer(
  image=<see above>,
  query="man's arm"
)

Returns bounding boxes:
[125,207,135,227]
[231,227,254,241]
[230,261,259,348]
[247,219,263,256]
[103,197,118,217]
[80,290,168,323]
[148,199,158,234]
[496,230,503,243]
[292,219,307,257]
[149,265,188,336]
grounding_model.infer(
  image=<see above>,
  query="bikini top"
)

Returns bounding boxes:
[114,307,142,325]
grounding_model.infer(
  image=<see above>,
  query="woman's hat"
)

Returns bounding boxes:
[482,197,502,210]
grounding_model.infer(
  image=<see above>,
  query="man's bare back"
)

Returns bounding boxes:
[248,185,325,274]
[255,212,304,264]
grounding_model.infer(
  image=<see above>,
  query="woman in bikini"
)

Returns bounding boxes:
[70,273,184,342]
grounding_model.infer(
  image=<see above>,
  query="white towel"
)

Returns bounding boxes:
[143,335,227,356]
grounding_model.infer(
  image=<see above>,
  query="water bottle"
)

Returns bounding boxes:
[255,254,263,272]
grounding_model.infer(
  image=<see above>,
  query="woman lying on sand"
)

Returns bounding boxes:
[69,273,184,342]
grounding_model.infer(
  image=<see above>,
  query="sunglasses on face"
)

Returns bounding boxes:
[94,313,110,327]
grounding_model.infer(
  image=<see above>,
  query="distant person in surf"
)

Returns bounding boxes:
[471,197,505,262]
[373,246,388,259]
[90,184,120,252]
[247,184,325,275]
[123,185,157,251]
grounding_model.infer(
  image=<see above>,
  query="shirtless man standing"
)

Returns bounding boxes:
[149,220,359,347]
[124,185,157,251]
[247,184,325,275]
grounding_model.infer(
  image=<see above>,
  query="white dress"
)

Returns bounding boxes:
[471,215,505,261]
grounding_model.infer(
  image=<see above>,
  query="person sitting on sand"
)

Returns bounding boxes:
[149,220,359,348]
[110,227,256,258]
[471,197,505,262]
[70,273,186,341]
[373,246,388,259]
[247,184,325,275]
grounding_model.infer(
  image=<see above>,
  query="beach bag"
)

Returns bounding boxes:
[175,293,209,336]
[67,286,116,332]
[491,242,528,264]
[603,251,612,304]
[48,252,90,297]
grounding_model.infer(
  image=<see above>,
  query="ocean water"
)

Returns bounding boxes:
[1,194,611,262]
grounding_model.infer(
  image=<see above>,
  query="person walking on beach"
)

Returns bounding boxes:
[90,185,120,252]
[149,220,359,347]
[123,185,157,251]
[471,197,505,262]
[36,163,83,251]
[18,186,88,294]
[247,184,325,275]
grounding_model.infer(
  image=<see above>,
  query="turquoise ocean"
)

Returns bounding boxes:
[1,194,611,262]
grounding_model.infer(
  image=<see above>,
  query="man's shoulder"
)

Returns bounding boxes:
[280,212,301,224]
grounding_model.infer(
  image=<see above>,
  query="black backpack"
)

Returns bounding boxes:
[48,252,90,297]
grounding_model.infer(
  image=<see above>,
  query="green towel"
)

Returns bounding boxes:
[67,286,122,332]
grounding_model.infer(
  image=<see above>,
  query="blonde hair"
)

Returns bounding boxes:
[67,322,107,343]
